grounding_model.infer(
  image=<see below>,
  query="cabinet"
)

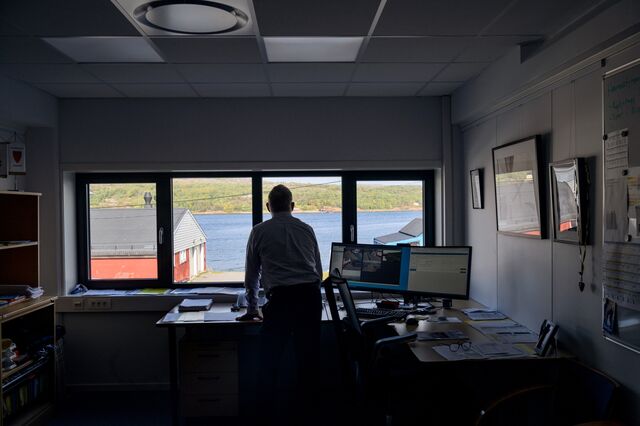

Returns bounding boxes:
[0,191,56,425]
[179,339,239,418]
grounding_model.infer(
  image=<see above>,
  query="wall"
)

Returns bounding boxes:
[459,36,640,423]
[58,97,442,170]
[57,96,444,389]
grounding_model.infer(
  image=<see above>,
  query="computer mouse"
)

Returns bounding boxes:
[405,317,419,326]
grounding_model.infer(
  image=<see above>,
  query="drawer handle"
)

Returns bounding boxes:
[197,376,221,381]
[198,398,221,403]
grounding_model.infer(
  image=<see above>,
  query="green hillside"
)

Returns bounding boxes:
[89,179,423,213]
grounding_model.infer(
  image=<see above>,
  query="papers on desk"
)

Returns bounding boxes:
[83,289,136,296]
[461,308,507,321]
[432,342,525,361]
[169,287,244,296]
[179,312,205,322]
[432,345,485,361]
[178,298,213,312]
[417,330,468,341]
[162,313,181,322]
[469,320,538,343]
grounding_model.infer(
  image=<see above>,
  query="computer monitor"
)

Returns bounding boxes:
[329,243,471,300]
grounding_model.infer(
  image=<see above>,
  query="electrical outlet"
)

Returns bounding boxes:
[85,297,112,311]
[72,299,84,310]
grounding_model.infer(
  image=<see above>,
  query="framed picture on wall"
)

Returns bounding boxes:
[8,143,26,175]
[550,158,589,245]
[492,136,545,238]
[470,168,484,209]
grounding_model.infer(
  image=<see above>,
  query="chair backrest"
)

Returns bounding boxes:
[476,385,555,426]
[553,359,620,423]
[336,281,362,336]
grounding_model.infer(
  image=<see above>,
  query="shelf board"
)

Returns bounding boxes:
[0,298,56,324]
[0,242,38,251]
[1,360,33,381]
[0,191,41,197]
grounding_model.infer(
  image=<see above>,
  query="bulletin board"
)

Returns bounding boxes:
[602,58,640,354]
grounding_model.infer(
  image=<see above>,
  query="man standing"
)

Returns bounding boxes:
[236,184,323,423]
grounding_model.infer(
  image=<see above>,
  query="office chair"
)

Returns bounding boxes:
[322,276,417,424]
[476,359,620,426]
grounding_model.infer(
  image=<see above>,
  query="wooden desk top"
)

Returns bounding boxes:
[388,299,566,363]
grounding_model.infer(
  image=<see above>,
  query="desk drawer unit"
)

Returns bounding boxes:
[179,340,239,417]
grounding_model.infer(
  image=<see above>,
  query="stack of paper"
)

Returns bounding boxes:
[461,308,507,321]
[470,322,538,343]
[178,298,213,312]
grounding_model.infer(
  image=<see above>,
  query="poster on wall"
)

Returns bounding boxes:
[8,143,26,175]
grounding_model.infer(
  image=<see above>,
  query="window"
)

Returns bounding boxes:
[172,178,252,283]
[263,176,342,275]
[88,183,159,280]
[356,180,424,246]
[77,171,434,288]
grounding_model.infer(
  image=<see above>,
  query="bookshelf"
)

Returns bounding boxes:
[0,191,56,425]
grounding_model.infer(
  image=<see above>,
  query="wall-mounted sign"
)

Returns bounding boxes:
[8,143,26,175]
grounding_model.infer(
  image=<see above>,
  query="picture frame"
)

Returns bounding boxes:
[492,136,545,238]
[470,168,484,209]
[535,319,559,357]
[550,158,589,245]
[8,143,26,175]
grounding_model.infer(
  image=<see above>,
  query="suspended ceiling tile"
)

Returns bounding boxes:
[433,62,489,82]
[34,83,123,98]
[0,37,73,63]
[362,37,472,62]
[456,36,534,62]
[82,64,185,83]
[253,0,381,36]
[151,37,262,63]
[0,63,101,83]
[374,0,512,36]
[264,37,363,62]
[112,83,197,97]
[0,0,139,36]
[353,63,445,82]
[418,82,463,96]
[192,83,271,97]
[271,83,346,97]
[267,63,355,82]
[43,37,162,63]
[346,82,424,96]
[176,64,267,83]
[484,0,601,36]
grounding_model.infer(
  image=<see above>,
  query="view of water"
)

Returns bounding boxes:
[194,211,422,273]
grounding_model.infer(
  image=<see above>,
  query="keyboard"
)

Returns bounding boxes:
[354,307,408,320]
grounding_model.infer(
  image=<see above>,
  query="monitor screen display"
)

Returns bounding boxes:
[329,243,471,299]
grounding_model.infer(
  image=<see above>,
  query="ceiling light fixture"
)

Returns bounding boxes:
[133,0,248,35]
[264,37,364,62]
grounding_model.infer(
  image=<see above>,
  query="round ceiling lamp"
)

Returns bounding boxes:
[133,0,249,35]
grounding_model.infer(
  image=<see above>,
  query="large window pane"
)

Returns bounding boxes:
[263,177,342,275]
[89,183,158,280]
[172,178,252,283]
[357,180,424,246]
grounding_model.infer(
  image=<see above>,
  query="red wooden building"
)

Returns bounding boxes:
[90,207,207,282]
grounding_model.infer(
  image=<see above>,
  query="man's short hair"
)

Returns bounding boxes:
[268,185,293,212]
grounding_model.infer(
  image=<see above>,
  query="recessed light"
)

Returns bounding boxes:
[264,37,364,63]
[44,37,163,63]
[133,0,248,34]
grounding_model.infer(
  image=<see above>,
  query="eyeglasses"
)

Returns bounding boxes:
[449,341,471,352]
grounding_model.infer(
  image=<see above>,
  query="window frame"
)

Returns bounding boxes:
[76,170,435,289]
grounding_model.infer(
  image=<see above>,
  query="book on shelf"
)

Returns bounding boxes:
[0,285,44,301]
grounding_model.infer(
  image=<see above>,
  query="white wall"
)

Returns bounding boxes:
[458,32,640,425]
[58,97,442,170]
[56,96,444,388]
